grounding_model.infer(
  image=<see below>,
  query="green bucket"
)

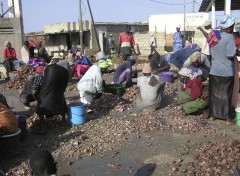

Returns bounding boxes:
[105,84,125,97]
[236,107,240,126]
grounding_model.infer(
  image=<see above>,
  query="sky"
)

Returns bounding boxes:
[1,0,240,33]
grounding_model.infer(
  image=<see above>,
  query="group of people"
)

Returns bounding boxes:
[173,15,239,125]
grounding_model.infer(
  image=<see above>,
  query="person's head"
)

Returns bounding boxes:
[125,26,131,34]
[190,51,201,68]
[51,53,61,64]
[128,55,136,65]
[30,150,57,176]
[96,51,105,61]
[178,68,193,83]
[203,20,212,30]
[110,34,113,37]
[176,25,181,32]
[4,41,11,48]
[23,41,29,48]
[76,51,82,59]
[142,64,152,77]
[219,15,235,34]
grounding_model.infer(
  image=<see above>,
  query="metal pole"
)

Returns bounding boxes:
[184,0,186,32]
[79,0,84,53]
[86,0,101,52]
[192,0,194,13]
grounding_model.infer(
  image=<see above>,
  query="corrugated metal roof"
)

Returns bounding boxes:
[199,0,240,12]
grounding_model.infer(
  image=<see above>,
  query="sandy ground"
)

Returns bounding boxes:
[0,74,240,176]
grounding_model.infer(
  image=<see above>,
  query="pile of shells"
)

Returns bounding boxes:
[0,65,35,91]
[6,161,31,176]
[122,85,138,103]
[185,140,240,176]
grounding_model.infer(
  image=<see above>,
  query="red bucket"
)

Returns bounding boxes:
[159,71,175,83]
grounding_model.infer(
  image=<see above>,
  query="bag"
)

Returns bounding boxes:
[207,30,221,48]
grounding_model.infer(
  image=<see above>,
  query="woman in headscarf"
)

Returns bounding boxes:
[34,54,69,134]
[176,68,208,115]
[74,51,92,78]
[136,64,165,112]
[208,15,236,125]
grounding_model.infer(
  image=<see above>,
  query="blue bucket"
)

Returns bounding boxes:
[67,103,86,125]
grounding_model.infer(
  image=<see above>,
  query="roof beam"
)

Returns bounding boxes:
[206,0,215,12]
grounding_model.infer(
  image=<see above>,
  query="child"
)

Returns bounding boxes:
[30,150,57,176]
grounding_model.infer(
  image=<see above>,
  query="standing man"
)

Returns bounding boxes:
[197,20,213,61]
[150,33,157,54]
[107,34,115,58]
[118,26,135,61]
[208,15,236,125]
[172,25,184,53]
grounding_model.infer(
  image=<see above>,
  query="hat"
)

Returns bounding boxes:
[176,25,181,29]
[150,32,154,36]
[76,51,82,57]
[52,53,62,59]
[35,66,44,73]
[37,39,43,44]
[235,38,240,46]
[219,15,235,29]
[142,64,152,74]
[96,51,105,60]
[110,34,113,36]
[190,51,201,63]
[178,68,193,79]
[4,41,10,46]
[202,20,212,27]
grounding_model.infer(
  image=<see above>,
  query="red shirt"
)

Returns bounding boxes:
[181,78,203,99]
[3,47,16,59]
[119,32,135,47]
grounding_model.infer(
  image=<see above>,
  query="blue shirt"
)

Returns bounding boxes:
[75,56,92,65]
[172,31,183,44]
[210,32,236,77]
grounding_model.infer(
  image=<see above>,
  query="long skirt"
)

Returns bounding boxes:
[209,74,235,120]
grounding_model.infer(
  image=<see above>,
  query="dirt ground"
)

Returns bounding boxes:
[0,71,240,176]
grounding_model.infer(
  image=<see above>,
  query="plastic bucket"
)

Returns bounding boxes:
[236,107,240,126]
[0,128,21,158]
[159,71,175,83]
[16,115,27,140]
[67,103,86,125]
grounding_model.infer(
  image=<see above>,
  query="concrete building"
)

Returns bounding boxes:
[26,21,149,56]
[0,0,24,60]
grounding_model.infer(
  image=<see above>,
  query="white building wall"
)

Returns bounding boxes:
[149,13,209,33]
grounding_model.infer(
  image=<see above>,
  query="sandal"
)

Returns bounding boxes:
[226,118,235,125]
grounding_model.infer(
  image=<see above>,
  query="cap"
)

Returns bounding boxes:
[202,20,212,27]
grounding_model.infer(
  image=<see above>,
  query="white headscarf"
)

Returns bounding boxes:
[178,68,193,79]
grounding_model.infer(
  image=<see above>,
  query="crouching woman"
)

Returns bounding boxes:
[136,64,165,112]
[176,68,208,114]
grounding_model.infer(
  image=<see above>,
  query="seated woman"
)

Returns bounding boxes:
[176,68,208,115]
[74,51,92,78]
[148,52,170,74]
[136,64,165,112]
